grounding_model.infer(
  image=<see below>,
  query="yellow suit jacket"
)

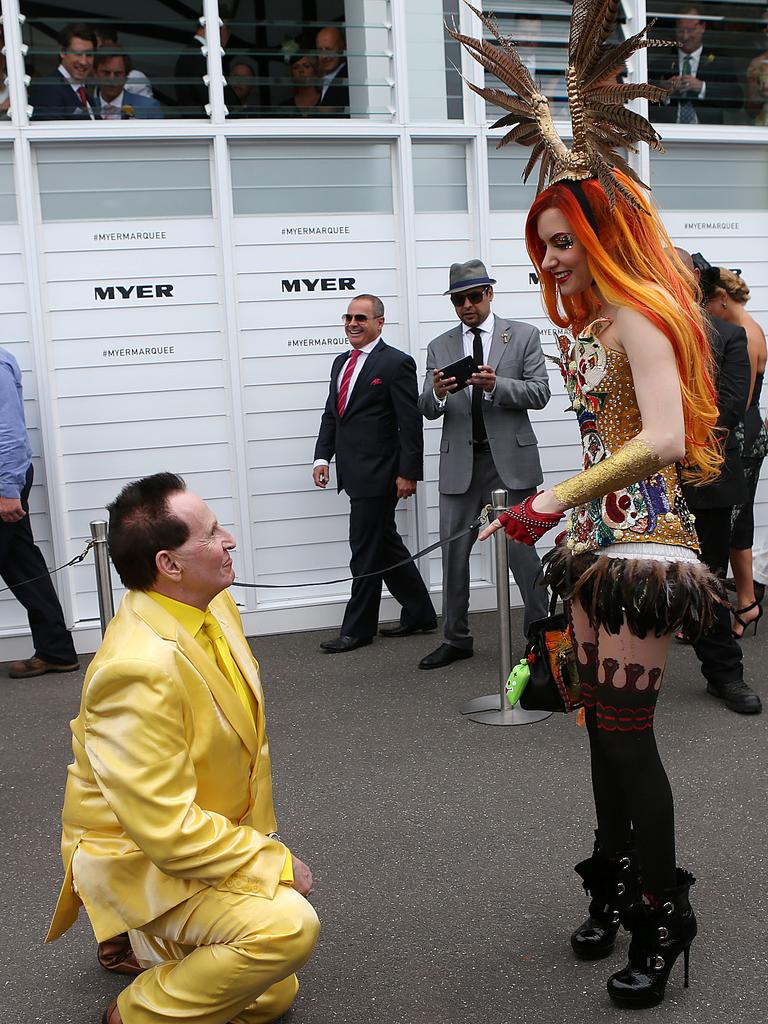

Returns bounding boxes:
[46,588,286,944]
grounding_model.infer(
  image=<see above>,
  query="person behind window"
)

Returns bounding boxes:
[28,22,98,121]
[174,8,252,116]
[94,49,163,120]
[315,25,349,116]
[227,58,259,117]
[746,17,768,125]
[648,4,743,125]
[0,27,9,119]
[280,52,321,117]
[94,27,154,98]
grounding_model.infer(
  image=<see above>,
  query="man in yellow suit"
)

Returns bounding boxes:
[46,472,319,1024]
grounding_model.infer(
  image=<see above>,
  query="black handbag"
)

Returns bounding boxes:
[518,591,582,713]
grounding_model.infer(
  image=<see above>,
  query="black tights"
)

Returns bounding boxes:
[570,599,677,895]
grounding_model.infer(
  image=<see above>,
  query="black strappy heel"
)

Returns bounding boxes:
[731,599,763,639]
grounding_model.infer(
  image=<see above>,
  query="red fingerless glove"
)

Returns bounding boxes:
[497,493,564,546]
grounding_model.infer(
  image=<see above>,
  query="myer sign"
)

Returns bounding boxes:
[95,284,174,300]
[281,276,356,293]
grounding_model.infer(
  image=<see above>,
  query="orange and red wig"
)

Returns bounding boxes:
[525,172,721,485]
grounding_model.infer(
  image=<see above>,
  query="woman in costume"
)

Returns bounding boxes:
[706,268,767,638]
[449,4,723,1009]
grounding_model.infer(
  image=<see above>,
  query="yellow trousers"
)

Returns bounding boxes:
[120,885,319,1024]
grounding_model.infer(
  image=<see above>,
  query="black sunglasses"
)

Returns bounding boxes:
[341,313,380,323]
[450,288,489,306]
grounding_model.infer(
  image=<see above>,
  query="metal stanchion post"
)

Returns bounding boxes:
[90,520,115,637]
[462,490,552,726]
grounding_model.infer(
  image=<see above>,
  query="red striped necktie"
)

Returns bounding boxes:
[337,348,362,416]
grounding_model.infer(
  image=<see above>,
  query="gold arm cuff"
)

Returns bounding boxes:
[552,436,664,509]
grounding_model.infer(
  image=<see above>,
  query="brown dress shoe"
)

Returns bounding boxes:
[8,656,80,678]
[103,999,122,1024]
[97,935,145,976]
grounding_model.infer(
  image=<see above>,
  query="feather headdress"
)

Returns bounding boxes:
[447,2,672,209]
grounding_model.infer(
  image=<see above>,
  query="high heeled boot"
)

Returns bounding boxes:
[607,869,697,1008]
[571,832,640,960]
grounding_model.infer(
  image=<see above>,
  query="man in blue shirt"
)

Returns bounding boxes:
[1,348,79,677]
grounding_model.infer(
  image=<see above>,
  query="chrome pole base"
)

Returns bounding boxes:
[463,695,552,726]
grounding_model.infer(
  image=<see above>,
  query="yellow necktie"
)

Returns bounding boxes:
[202,612,255,723]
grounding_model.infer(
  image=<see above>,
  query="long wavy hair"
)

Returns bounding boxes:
[525,172,721,484]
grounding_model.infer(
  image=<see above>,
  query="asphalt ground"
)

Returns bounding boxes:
[2,609,766,1024]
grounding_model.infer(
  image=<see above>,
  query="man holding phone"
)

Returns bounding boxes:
[417,260,551,669]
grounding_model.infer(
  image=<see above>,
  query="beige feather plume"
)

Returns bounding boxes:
[446,0,673,207]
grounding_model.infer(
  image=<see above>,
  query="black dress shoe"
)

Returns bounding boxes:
[418,643,473,670]
[379,621,437,638]
[706,679,762,714]
[320,635,373,654]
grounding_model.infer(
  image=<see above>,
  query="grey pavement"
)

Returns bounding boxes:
[2,609,766,1024]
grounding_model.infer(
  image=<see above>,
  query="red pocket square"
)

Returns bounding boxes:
[371,377,383,385]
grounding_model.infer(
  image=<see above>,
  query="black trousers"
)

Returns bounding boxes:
[691,505,743,686]
[341,491,435,640]
[0,464,77,664]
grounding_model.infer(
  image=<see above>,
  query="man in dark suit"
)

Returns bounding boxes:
[649,5,742,125]
[313,294,436,653]
[676,250,761,714]
[417,260,550,670]
[316,26,349,116]
[28,23,98,121]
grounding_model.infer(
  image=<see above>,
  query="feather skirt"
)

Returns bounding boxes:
[543,545,725,639]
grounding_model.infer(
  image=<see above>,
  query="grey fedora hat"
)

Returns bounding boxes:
[444,259,497,295]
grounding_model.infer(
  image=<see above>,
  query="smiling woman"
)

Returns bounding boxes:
[452,1,734,1009]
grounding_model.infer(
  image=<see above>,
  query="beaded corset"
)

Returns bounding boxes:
[556,320,698,555]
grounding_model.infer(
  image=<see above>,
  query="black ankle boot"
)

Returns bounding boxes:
[607,869,697,1008]
[571,834,639,961]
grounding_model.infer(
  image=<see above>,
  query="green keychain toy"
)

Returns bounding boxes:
[505,657,531,706]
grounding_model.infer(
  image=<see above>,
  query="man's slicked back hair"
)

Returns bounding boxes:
[107,472,188,590]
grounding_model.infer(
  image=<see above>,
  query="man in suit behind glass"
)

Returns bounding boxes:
[46,473,319,1024]
[649,5,742,124]
[316,25,349,115]
[418,260,550,670]
[29,23,98,120]
[313,294,436,653]
[676,249,761,714]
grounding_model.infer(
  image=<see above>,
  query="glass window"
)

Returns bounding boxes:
[480,2,583,123]
[413,142,468,211]
[488,143,538,211]
[0,147,17,224]
[231,141,394,214]
[21,4,207,120]
[224,0,393,119]
[651,143,768,208]
[407,0,463,121]
[36,142,212,221]
[647,2,766,127]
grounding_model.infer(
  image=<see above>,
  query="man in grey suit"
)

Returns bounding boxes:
[417,260,551,670]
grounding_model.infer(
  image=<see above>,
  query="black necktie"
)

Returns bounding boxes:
[471,328,487,444]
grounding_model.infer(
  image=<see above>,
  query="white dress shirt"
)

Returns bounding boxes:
[97,88,126,119]
[320,62,346,101]
[59,63,95,119]
[678,46,707,98]
[314,337,381,468]
[435,312,496,407]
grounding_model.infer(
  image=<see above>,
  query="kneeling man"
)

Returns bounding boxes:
[46,473,319,1024]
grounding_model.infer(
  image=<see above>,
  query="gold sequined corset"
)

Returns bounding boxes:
[557,320,698,554]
